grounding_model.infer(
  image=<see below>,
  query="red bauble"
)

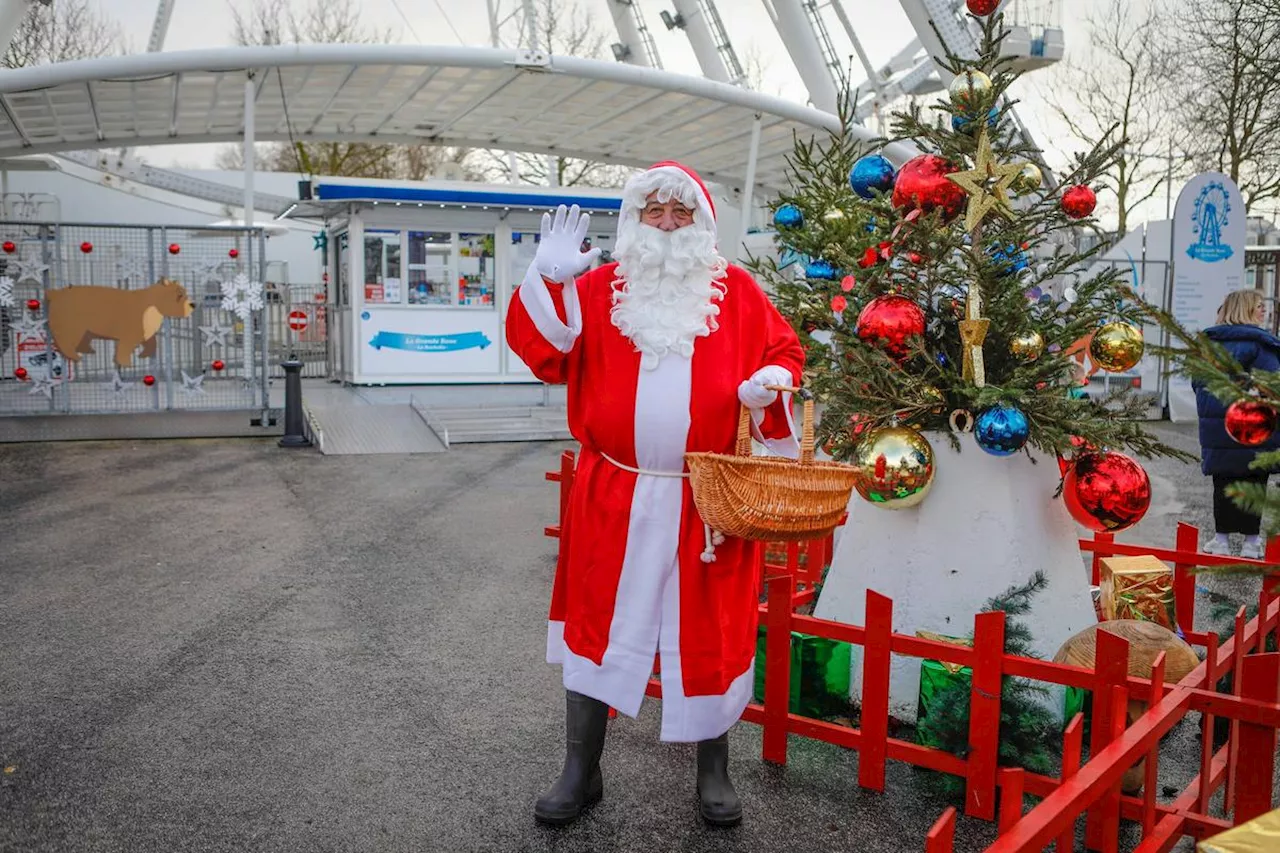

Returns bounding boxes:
[14,366,27,380]
[228,248,239,259]
[2,241,14,254]
[858,247,879,269]
[967,0,1001,15]
[26,298,39,311]
[840,275,855,292]
[831,295,848,314]
[856,294,926,361]
[212,359,226,371]
[849,413,871,437]
[168,243,181,255]
[80,241,93,253]
[1061,185,1098,220]
[1225,400,1278,446]
[143,375,156,387]
[1063,451,1152,533]
[892,155,967,221]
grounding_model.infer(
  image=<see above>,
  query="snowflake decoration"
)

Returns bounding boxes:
[220,273,264,320]
[0,275,12,308]
[115,256,150,285]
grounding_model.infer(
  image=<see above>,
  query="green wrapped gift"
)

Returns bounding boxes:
[916,658,973,747]
[752,626,851,718]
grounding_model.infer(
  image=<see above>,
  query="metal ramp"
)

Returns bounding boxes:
[411,401,571,447]
[303,403,446,455]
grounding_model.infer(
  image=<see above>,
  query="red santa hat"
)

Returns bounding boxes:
[622,160,717,232]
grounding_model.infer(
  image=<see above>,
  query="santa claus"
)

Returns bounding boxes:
[506,161,804,828]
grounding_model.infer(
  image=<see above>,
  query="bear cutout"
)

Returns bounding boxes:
[46,278,195,368]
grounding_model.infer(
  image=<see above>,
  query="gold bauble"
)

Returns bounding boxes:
[1009,330,1045,363]
[1012,162,1043,194]
[948,70,994,110]
[823,207,846,221]
[1090,321,1145,373]
[851,426,936,510]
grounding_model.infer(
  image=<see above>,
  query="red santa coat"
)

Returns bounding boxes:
[507,261,804,742]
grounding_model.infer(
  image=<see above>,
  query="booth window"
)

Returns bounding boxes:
[407,230,453,306]
[364,230,402,304]
[457,233,495,308]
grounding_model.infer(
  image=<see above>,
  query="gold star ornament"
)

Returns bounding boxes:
[945,128,1026,234]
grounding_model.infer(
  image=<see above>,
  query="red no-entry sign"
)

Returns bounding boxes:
[288,310,308,332]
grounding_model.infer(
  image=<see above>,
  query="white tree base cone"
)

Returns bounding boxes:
[813,431,1096,724]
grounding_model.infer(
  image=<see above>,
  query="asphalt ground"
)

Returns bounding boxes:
[0,422,1268,853]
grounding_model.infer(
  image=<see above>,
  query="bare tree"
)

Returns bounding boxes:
[1040,0,1170,235]
[4,0,121,68]
[220,0,478,181]
[1163,0,1280,211]
[478,0,633,188]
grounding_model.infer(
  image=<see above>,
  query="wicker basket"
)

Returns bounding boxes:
[685,385,860,542]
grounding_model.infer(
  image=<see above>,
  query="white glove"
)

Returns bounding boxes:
[534,204,602,283]
[738,365,794,410]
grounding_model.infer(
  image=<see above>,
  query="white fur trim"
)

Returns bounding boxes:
[519,261,581,353]
[621,167,717,239]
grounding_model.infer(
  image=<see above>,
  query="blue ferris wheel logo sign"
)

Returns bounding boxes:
[1187,181,1235,263]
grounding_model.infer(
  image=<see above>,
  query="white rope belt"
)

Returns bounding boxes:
[597,451,725,564]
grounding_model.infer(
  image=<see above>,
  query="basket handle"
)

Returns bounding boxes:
[736,384,815,463]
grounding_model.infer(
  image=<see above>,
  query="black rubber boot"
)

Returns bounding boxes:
[696,732,742,827]
[534,690,609,826]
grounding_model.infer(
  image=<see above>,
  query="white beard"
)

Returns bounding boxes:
[610,221,727,370]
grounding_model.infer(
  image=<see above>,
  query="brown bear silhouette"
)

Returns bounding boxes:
[46,278,195,368]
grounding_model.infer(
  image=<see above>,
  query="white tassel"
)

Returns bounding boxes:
[701,524,718,563]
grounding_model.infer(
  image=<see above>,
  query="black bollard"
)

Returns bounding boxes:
[278,357,311,448]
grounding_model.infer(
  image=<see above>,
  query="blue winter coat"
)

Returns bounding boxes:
[1194,324,1280,476]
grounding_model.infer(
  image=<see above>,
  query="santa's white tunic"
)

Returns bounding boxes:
[507,261,804,742]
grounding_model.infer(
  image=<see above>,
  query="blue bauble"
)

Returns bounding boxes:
[988,243,1030,277]
[936,352,950,368]
[774,203,804,229]
[974,403,1030,457]
[952,107,1000,134]
[806,259,837,280]
[849,155,897,200]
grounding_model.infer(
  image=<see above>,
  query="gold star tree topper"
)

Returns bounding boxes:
[946,128,1026,235]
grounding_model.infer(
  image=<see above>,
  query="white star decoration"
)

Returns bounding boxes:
[12,252,48,285]
[105,371,135,395]
[180,370,205,395]
[12,311,46,341]
[27,371,60,399]
[220,273,264,320]
[0,275,12,307]
[198,322,232,349]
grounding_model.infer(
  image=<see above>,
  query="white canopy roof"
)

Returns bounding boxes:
[0,43,915,197]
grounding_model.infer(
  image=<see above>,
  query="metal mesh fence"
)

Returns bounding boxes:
[0,222,272,416]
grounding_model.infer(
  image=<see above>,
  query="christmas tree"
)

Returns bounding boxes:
[748,8,1191,515]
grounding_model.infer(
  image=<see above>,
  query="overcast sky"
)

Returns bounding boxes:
[110,0,1159,226]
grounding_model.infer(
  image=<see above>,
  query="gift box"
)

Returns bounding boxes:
[915,630,1092,742]
[1197,807,1280,852]
[1100,555,1177,630]
[752,626,851,718]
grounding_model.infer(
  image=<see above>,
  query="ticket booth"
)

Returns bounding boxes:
[295,180,623,385]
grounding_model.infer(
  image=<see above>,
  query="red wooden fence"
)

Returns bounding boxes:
[544,450,1280,852]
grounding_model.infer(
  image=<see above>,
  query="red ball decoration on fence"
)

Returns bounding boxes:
[14,366,27,380]
[1224,399,1278,446]
[856,294,927,362]
[212,359,225,371]
[966,0,1001,15]
[143,375,156,387]
[2,241,14,254]
[892,154,967,221]
[1061,185,1098,220]
[168,243,181,255]
[26,298,39,311]
[80,241,93,253]
[228,248,239,258]
[1062,450,1152,533]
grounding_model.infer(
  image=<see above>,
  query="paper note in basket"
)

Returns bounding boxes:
[1197,806,1280,852]
[1099,555,1177,630]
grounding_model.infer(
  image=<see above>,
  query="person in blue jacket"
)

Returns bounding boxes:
[1195,289,1280,558]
